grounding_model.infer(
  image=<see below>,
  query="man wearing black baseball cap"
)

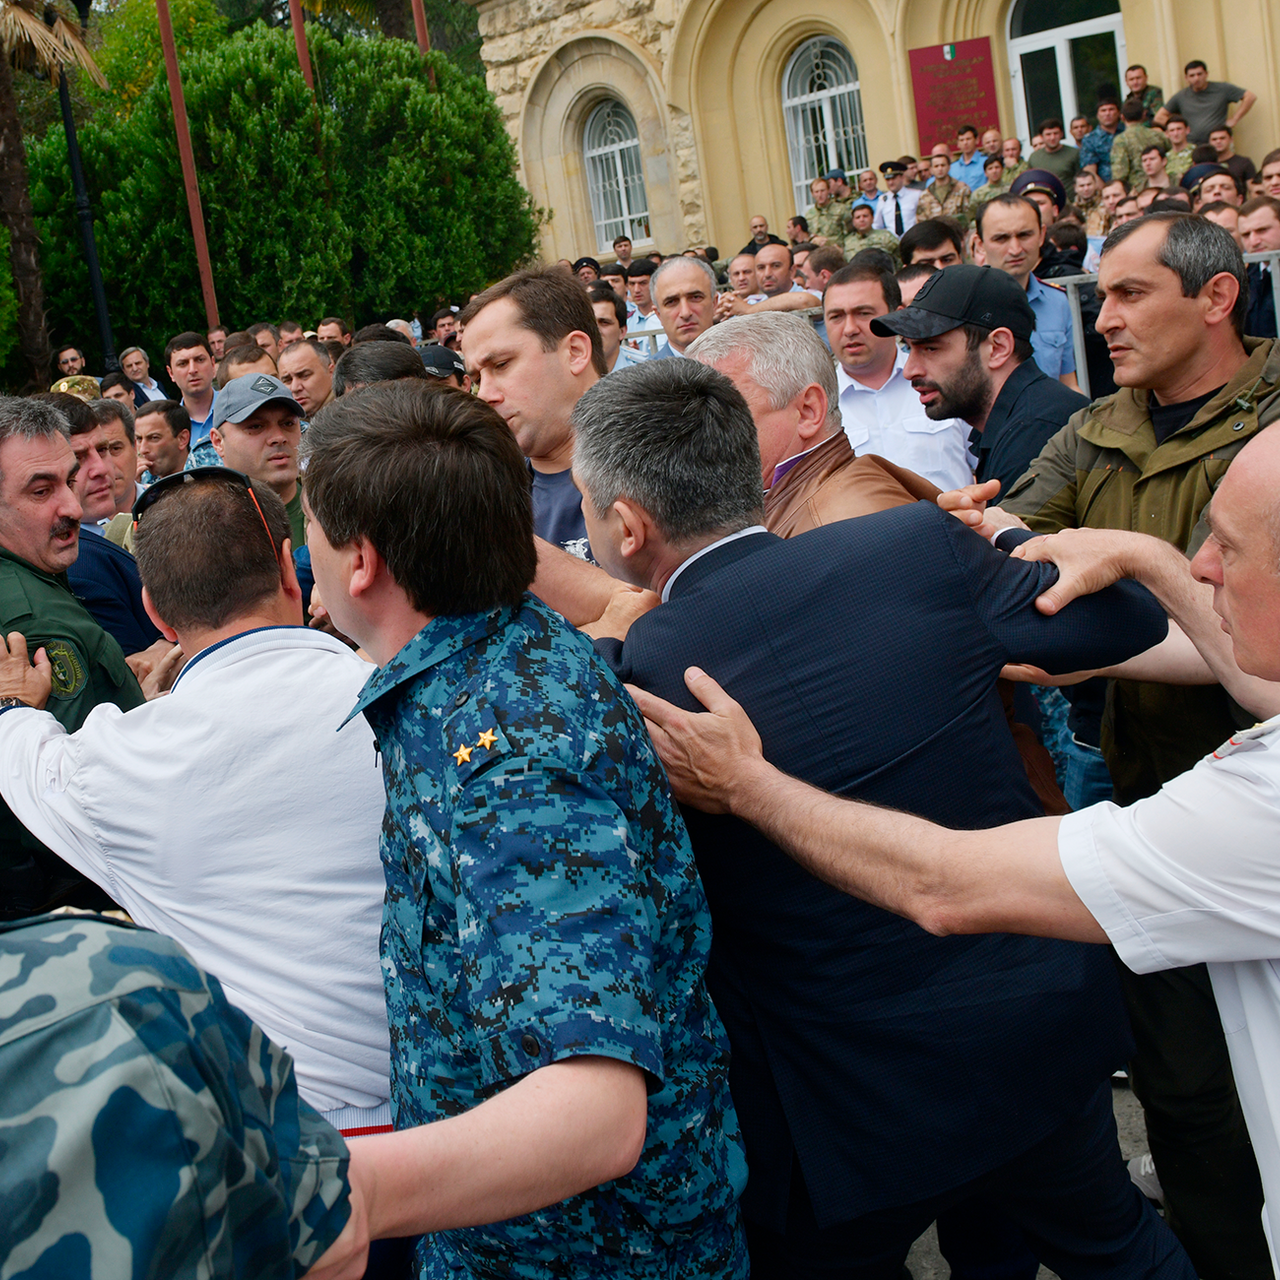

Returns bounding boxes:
[208,373,307,547]
[872,265,1087,495]
[420,343,471,391]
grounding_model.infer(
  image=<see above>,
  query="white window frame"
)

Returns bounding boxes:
[583,100,652,255]
[1008,6,1126,149]
[782,37,869,215]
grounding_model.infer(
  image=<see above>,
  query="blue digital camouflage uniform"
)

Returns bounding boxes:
[346,596,748,1280]
[0,913,351,1278]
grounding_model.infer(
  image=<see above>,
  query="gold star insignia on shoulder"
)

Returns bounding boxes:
[453,744,473,766]
[476,729,496,750]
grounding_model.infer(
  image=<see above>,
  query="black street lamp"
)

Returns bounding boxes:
[47,2,118,374]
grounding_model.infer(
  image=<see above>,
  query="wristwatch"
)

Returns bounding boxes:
[0,696,28,710]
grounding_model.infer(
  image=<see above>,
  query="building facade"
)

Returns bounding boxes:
[465,0,1280,261]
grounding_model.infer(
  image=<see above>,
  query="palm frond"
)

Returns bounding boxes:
[0,1,109,88]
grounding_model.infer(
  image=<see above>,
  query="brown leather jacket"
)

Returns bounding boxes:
[764,434,939,537]
[765,432,1068,815]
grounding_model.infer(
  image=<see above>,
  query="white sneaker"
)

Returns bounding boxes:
[1128,1153,1165,1205]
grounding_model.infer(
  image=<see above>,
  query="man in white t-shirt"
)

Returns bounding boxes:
[626,423,1280,1274]
[0,471,391,1139]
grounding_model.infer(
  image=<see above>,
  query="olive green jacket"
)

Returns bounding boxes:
[1002,336,1280,801]
[0,547,144,917]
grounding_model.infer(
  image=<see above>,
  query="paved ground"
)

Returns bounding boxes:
[904,1082,1149,1279]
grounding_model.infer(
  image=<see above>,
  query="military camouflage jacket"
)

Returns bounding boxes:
[842,228,902,265]
[0,914,350,1278]
[348,597,747,1279]
[1109,124,1171,186]
[917,177,973,228]
[806,197,851,243]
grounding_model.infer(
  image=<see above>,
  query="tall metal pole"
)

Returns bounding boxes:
[287,0,315,91]
[54,65,117,372]
[155,0,219,330]
[409,0,431,56]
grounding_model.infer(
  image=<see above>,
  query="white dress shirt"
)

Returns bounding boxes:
[836,348,975,490]
[1059,713,1280,1274]
[137,376,167,402]
[872,187,923,234]
[0,626,391,1127]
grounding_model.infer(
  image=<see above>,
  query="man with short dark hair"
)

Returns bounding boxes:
[429,307,458,347]
[625,259,661,345]
[1080,98,1125,181]
[1137,144,1174,194]
[207,325,227,360]
[977,194,1080,389]
[1029,118,1080,187]
[824,262,973,489]
[1208,124,1257,190]
[1156,61,1256,143]
[99,371,139,408]
[55,345,85,377]
[62,402,159,656]
[786,215,811,245]
[246,322,280,362]
[0,469,394,1147]
[873,159,923,235]
[0,397,144,918]
[91,397,142,517]
[949,124,985,190]
[277,337,335,419]
[332,341,432,396]
[918,144,972,228]
[459,268,605,560]
[164,331,217,451]
[278,320,304,349]
[317,316,353,347]
[843,203,901,263]
[898,217,963,268]
[572,356,1185,1280]
[1124,63,1163,123]
[612,233,634,269]
[298,381,748,1280]
[879,264,1088,496]
[1186,163,1242,209]
[135,399,190,481]
[208,374,307,548]
[1241,194,1280,339]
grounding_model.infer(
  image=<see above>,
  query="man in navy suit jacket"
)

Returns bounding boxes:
[65,416,161,656]
[572,359,1193,1278]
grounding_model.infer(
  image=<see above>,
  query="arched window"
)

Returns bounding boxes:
[1008,0,1125,145]
[783,38,868,215]
[584,100,651,254]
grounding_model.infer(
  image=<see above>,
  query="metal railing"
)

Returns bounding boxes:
[1037,250,1280,399]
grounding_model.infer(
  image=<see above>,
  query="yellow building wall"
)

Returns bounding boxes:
[468,0,1280,263]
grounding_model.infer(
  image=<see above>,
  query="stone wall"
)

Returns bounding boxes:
[468,0,711,252]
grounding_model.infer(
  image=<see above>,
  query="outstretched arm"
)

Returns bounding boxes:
[1012,527,1280,719]
[628,668,1104,943]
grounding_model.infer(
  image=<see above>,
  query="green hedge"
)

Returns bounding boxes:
[28,23,537,372]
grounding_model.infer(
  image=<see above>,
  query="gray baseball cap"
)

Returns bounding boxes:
[211,373,304,430]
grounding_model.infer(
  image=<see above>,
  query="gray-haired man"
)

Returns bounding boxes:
[651,257,717,358]
[571,357,1185,1279]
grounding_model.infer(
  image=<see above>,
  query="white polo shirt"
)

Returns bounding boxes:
[0,626,391,1127]
[1059,714,1280,1273]
[836,347,975,490]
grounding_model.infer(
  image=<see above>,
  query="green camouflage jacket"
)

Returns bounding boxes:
[0,913,351,1278]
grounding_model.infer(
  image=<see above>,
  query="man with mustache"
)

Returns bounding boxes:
[0,396,144,920]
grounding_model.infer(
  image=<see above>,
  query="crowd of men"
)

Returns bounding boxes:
[4,49,1280,1280]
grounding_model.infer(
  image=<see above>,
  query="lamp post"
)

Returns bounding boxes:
[49,1,118,373]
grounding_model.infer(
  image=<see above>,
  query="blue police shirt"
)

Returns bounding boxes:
[1027,273,1077,378]
[950,153,987,190]
[347,597,748,1280]
[1078,122,1125,182]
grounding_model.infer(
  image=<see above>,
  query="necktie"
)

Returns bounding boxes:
[894,195,904,235]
